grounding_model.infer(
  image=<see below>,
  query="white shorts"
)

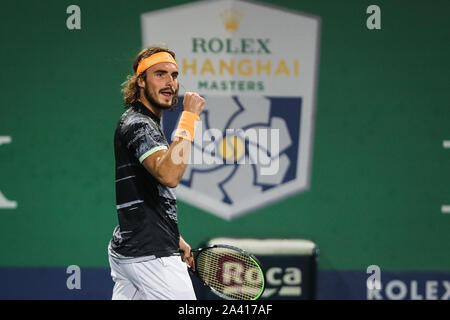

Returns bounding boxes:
[108,254,197,300]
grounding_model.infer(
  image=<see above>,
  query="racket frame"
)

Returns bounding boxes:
[187,244,265,300]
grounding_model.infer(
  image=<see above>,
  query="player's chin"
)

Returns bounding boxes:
[158,95,174,108]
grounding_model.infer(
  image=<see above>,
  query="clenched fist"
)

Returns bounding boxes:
[183,92,205,117]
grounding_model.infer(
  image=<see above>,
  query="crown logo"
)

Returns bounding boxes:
[220,9,242,32]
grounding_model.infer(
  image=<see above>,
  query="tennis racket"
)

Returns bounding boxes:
[181,244,265,300]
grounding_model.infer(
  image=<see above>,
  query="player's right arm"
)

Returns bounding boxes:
[141,92,205,188]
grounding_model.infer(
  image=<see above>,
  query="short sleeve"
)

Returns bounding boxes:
[122,120,168,163]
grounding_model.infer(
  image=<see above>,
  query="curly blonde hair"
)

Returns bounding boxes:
[121,46,178,108]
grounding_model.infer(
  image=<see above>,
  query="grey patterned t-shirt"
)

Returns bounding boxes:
[110,101,179,258]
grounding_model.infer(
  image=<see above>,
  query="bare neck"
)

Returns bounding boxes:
[138,97,163,118]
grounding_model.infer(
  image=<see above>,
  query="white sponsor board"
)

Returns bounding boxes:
[142,0,320,219]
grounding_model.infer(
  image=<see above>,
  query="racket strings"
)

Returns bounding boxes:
[196,248,263,300]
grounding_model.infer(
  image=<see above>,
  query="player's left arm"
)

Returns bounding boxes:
[141,92,205,188]
[179,235,195,269]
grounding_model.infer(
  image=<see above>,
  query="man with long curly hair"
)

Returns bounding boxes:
[107,46,205,300]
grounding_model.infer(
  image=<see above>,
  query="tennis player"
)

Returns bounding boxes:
[107,46,205,300]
